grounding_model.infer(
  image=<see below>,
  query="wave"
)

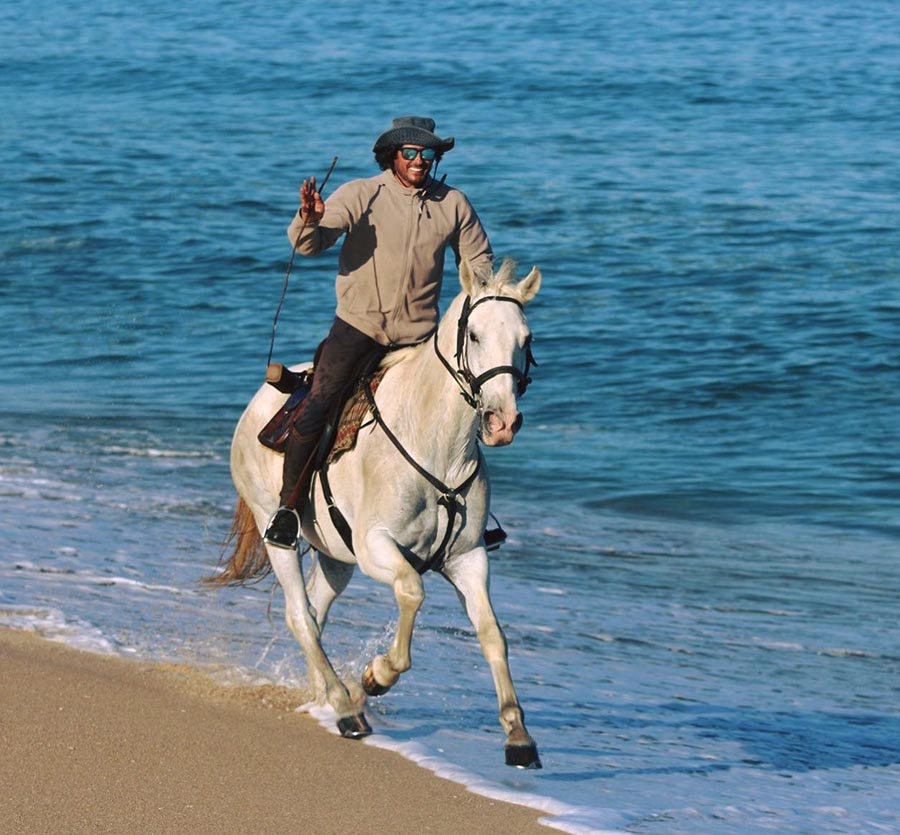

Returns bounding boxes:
[0,607,117,654]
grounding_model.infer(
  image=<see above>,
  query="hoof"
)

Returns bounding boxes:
[336,713,372,740]
[505,743,542,769]
[362,663,391,697]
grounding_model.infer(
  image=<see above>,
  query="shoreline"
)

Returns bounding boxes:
[0,627,553,834]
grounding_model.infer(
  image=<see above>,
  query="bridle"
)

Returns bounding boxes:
[433,294,538,409]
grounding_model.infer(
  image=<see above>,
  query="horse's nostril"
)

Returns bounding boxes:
[512,413,523,433]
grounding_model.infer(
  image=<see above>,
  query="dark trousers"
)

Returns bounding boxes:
[281,317,386,508]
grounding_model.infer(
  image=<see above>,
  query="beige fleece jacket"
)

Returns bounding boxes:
[287,170,492,346]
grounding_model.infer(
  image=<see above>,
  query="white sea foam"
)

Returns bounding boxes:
[360,723,630,835]
[102,445,216,459]
[819,647,875,658]
[75,575,189,596]
[302,697,628,833]
[752,639,805,652]
[0,607,117,655]
[10,564,187,596]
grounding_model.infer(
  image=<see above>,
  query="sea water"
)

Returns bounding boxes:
[2,1,899,832]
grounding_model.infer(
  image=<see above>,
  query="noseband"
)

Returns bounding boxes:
[434,295,538,409]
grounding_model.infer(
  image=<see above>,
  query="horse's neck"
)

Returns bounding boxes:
[382,302,479,480]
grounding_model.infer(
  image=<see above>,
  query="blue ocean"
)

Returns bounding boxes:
[2,1,899,832]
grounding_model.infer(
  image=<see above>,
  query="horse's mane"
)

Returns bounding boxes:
[487,257,520,296]
[379,344,417,371]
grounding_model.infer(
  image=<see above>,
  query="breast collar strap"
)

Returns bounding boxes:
[363,381,481,573]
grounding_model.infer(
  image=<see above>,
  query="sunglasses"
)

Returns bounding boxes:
[399,147,437,161]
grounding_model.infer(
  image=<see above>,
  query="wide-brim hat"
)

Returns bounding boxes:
[372,116,455,153]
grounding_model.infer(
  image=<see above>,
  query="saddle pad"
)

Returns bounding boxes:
[327,369,386,464]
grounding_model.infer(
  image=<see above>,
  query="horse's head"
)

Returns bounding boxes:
[456,258,542,447]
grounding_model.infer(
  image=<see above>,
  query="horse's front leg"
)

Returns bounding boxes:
[443,547,542,769]
[267,548,370,739]
[303,551,355,701]
[357,529,425,696]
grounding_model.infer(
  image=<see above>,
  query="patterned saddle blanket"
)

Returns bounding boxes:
[326,368,386,464]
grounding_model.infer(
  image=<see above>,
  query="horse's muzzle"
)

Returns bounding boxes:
[481,410,523,446]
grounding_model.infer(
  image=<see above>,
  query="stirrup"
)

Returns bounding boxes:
[484,525,507,551]
[263,506,301,549]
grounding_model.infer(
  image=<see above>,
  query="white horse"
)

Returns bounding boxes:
[212,258,542,768]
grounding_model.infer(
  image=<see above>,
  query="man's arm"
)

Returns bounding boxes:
[287,176,346,254]
[452,190,493,272]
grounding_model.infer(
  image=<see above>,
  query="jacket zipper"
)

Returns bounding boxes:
[389,190,422,340]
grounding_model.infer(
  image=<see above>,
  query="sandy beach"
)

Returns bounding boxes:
[0,627,551,835]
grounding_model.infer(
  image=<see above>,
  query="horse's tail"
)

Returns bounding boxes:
[204,495,272,585]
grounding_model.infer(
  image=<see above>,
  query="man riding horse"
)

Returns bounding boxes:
[264,116,494,549]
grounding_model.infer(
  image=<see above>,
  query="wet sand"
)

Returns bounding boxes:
[0,627,551,834]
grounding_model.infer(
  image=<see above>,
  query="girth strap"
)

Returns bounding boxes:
[317,465,355,556]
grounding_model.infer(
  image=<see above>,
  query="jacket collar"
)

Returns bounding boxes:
[380,168,433,198]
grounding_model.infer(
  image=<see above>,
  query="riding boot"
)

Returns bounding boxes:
[263,429,320,549]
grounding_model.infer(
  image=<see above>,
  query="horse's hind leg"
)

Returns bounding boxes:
[267,548,370,738]
[443,547,541,769]
[357,530,425,697]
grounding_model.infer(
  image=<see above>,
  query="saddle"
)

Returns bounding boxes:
[256,362,386,462]
[256,365,313,453]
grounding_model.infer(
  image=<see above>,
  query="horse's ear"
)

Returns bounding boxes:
[516,266,542,304]
[459,259,476,295]
[459,259,491,295]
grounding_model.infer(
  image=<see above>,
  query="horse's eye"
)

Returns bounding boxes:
[468,329,480,344]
